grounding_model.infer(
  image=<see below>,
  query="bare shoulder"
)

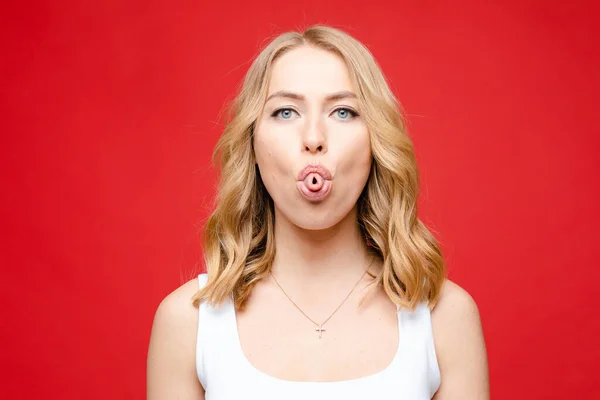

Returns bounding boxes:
[154,278,201,324]
[430,279,489,399]
[431,279,480,322]
[147,277,204,399]
[150,278,201,345]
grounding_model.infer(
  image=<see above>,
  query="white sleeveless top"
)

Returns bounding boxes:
[195,273,441,399]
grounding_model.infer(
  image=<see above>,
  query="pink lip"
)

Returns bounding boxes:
[297,164,333,181]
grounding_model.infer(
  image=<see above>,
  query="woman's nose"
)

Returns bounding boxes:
[302,119,327,154]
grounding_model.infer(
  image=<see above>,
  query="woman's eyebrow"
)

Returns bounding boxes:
[265,90,357,103]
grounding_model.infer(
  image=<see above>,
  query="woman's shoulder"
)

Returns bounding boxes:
[149,275,203,353]
[149,276,201,351]
[151,275,203,337]
[431,278,482,339]
[432,279,479,315]
[430,279,489,397]
[147,276,204,396]
[155,276,202,317]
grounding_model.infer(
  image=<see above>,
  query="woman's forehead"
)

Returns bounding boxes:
[267,46,355,99]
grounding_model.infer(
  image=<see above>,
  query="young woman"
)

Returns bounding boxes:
[147,25,489,399]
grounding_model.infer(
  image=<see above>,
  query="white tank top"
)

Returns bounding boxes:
[195,273,441,399]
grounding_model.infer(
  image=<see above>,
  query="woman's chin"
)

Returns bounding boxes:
[286,209,350,231]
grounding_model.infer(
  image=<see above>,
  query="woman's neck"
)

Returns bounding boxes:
[270,204,375,290]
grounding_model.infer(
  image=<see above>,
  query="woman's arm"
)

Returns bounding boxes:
[147,279,205,399]
[431,280,490,399]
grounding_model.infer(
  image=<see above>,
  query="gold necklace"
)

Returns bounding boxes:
[269,257,374,339]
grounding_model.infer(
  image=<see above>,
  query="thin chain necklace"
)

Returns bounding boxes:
[269,257,374,339]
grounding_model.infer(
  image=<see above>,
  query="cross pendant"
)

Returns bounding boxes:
[315,324,326,338]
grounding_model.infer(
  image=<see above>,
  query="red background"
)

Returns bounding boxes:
[2,1,599,398]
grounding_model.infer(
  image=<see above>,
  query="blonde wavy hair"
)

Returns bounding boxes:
[192,25,446,311]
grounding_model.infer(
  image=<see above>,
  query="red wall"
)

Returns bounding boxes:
[2,1,598,398]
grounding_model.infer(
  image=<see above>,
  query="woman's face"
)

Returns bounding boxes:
[253,45,372,230]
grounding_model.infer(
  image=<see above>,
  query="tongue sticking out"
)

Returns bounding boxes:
[297,171,332,201]
[303,173,324,191]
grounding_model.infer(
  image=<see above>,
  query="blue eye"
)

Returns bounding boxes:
[272,108,298,120]
[271,107,358,121]
[333,107,358,120]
